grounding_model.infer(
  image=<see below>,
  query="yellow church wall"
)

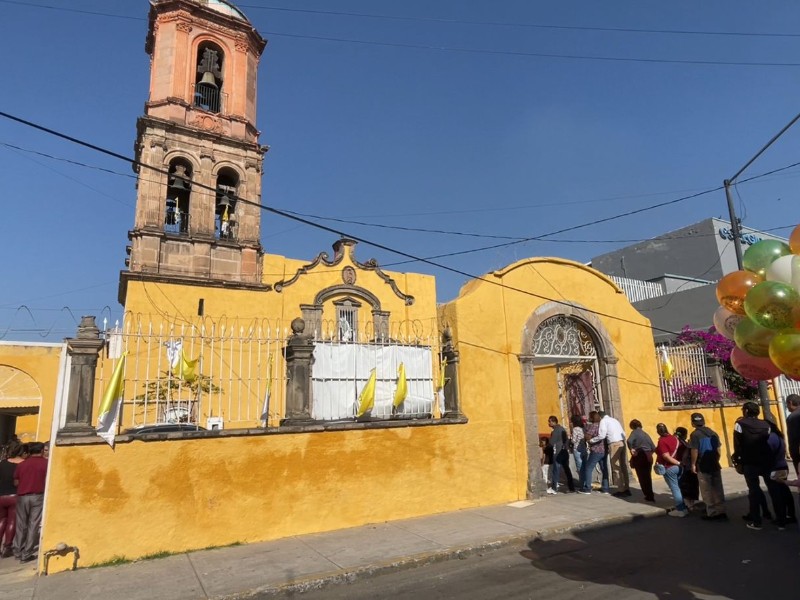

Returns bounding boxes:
[0,342,64,442]
[42,420,518,572]
[439,258,664,498]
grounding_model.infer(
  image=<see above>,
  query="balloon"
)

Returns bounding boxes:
[769,331,800,379]
[733,316,777,357]
[713,306,744,340]
[742,240,791,278]
[766,254,800,286]
[716,270,763,315]
[743,281,800,330]
[789,224,800,255]
[731,347,782,380]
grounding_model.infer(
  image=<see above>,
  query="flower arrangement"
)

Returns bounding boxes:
[673,326,759,403]
[671,383,736,405]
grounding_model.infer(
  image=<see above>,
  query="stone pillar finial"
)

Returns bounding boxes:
[281,318,316,426]
[59,316,106,438]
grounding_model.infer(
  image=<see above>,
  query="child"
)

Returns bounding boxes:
[540,437,553,489]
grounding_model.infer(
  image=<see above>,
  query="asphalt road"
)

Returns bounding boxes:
[278,496,800,600]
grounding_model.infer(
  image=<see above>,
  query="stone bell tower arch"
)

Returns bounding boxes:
[121,0,268,301]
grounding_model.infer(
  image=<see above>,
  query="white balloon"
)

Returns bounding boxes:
[766,254,796,285]
[713,305,743,340]
[790,255,800,294]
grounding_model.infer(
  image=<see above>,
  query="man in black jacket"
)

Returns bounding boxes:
[733,402,772,530]
[786,394,800,475]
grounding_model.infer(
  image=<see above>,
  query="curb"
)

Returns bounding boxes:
[218,504,673,599]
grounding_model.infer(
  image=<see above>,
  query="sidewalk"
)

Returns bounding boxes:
[0,469,749,600]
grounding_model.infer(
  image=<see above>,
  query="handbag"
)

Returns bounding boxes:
[653,463,666,476]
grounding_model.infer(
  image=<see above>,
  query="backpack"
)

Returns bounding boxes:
[696,430,721,473]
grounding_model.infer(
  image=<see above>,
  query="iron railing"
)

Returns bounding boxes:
[192,84,227,114]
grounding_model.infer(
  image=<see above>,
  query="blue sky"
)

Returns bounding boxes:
[3,0,800,341]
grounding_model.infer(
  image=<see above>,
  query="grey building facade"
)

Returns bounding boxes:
[589,218,786,341]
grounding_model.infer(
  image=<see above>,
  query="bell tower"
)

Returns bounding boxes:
[122,0,268,298]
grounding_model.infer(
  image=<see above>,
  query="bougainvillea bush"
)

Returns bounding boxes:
[673,326,759,404]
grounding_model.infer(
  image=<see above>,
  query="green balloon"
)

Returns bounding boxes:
[734,316,777,357]
[742,240,791,277]
[744,280,800,330]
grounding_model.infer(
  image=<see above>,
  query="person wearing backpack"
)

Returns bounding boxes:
[764,422,796,530]
[688,413,727,521]
[733,401,772,531]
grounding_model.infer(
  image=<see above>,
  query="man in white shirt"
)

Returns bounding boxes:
[590,411,630,497]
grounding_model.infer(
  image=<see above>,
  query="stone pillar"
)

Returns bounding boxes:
[519,355,545,499]
[602,356,623,421]
[59,316,105,437]
[281,317,316,426]
[440,327,464,419]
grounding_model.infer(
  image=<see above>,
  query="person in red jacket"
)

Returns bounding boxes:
[12,442,48,563]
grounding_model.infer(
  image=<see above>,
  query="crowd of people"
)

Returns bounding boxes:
[0,439,49,563]
[541,395,800,531]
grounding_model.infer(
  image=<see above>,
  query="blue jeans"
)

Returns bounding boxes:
[574,450,588,490]
[663,465,687,511]
[583,452,609,492]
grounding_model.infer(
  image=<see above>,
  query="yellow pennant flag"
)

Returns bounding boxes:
[356,369,377,418]
[97,353,127,447]
[660,347,675,383]
[178,349,198,383]
[393,363,408,408]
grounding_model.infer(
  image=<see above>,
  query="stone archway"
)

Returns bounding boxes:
[518,302,621,498]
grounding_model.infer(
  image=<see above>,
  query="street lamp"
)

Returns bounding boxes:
[723,110,800,421]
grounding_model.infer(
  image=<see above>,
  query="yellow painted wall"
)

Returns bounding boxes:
[42,421,517,572]
[0,342,64,442]
[439,257,664,498]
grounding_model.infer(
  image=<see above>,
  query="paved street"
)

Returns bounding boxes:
[284,497,800,600]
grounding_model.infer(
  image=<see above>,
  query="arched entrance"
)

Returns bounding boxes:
[0,365,42,443]
[519,302,623,497]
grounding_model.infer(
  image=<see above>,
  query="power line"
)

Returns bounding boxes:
[0,109,698,337]
[239,3,800,39]
[259,30,800,68]
[4,0,800,67]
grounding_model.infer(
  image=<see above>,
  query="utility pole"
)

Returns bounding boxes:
[724,110,800,422]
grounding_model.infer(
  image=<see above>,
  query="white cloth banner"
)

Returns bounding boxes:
[311,342,434,420]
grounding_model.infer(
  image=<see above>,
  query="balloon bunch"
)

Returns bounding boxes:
[714,226,800,381]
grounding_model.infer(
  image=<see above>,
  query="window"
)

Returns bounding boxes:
[334,298,361,342]
[194,43,224,113]
[215,169,238,240]
[165,160,192,235]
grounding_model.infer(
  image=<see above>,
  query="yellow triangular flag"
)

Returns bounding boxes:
[222,205,229,223]
[356,369,377,417]
[660,347,674,383]
[393,363,408,408]
[97,353,127,447]
[179,349,198,383]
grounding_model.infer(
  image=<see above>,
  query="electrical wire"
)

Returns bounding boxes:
[3,0,800,67]
[0,109,699,337]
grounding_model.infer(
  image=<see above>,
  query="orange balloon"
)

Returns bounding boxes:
[716,270,763,315]
[790,224,800,255]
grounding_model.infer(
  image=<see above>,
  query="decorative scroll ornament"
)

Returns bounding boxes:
[532,316,596,357]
